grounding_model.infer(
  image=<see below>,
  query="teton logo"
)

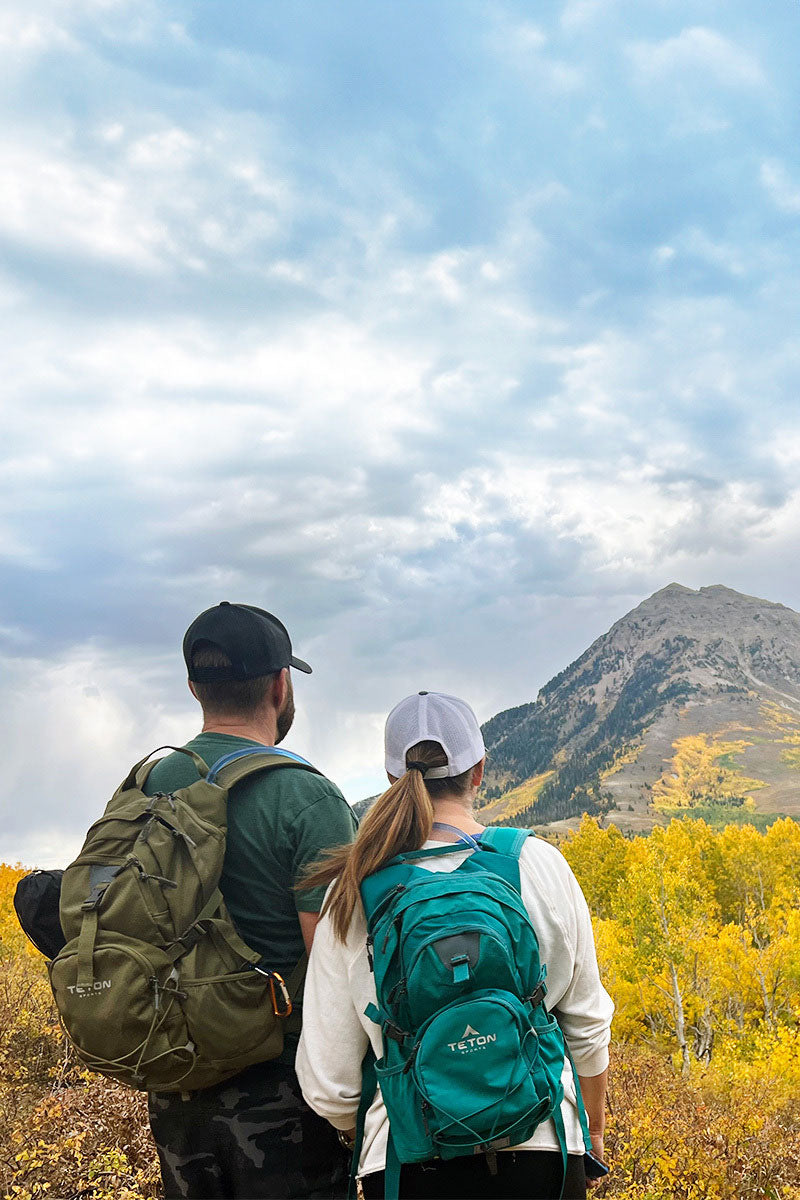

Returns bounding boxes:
[67,980,112,996]
[447,1023,497,1054]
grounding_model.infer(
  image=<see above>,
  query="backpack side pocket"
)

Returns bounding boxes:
[374,1042,435,1164]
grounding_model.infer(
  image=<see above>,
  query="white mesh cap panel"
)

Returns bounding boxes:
[384,691,486,778]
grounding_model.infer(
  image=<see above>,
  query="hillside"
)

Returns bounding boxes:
[479,583,800,832]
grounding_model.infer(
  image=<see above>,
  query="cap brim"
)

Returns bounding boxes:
[290,656,312,674]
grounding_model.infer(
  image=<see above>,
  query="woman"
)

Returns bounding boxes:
[296,691,613,1199]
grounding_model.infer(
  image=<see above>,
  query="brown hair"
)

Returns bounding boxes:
[189,643,276,717]
[299,740,474,942]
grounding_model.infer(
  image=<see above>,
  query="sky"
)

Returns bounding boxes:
[3,0,800,865]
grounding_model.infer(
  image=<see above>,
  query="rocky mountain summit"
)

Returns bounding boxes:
[478,584,800,832]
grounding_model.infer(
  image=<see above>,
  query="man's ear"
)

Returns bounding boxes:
[471,757,486,788]
[188,679,198,700]
[271,668,288,708]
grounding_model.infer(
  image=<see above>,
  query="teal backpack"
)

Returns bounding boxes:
[353,826,593,1198]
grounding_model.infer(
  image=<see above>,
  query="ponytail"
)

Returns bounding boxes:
[299,740,466,942]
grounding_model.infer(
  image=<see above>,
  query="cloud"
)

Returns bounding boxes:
[0,121,296,276]
[760,160,800,215]
[0,643,191,865]
[628,26,765,89]
[2,0,800,861]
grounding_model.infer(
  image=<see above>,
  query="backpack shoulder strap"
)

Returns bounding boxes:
[360,860,418,925]
[349,1046,377,1200]
[122,745,210,792]
[466,826,534,892]
[208,746,323,789]
[479,825,533,859]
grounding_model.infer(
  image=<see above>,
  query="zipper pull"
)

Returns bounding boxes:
[382,913,404,954]
[366,934,374,971]
[402,1042,418,1074]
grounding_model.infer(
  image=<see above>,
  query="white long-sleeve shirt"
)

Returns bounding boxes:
[296,836,614,1177]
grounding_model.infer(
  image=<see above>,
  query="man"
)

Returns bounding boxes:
[145,601,357,1199]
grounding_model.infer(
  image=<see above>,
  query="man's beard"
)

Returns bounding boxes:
[275,676,295,744]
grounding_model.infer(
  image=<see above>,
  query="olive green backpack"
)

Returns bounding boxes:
[49,745,318,1092]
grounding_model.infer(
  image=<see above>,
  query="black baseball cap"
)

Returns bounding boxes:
[183,602,312,681]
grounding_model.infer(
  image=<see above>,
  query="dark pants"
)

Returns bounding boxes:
[148,1059,350,1199]
[360,1151,587,1200]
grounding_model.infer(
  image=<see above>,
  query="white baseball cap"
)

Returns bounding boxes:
[384,691,486,780]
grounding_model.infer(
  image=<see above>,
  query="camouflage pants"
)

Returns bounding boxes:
[148,1059,350,1199]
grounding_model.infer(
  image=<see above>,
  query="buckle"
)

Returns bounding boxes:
[81,886,107,911]
[528,981,547,1007]
[173,922,204,953]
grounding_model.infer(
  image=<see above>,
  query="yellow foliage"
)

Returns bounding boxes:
[606,1044,800,1199]
[599,743,642,781]
[561,815,632,918]
[761,700,800,731]
[0,863,41,961]
[757,701,800,769]
[562,818,800,1196]
[0,868,159,1200]
[6,817,800,1199]
[652,734,765,810]
[476,771,553,820]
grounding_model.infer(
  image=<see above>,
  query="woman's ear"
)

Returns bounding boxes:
[471,757,486,788]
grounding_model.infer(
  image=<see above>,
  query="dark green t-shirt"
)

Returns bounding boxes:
[144,733,357,980]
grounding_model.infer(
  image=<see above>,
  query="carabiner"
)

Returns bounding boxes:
[268,970,293,1018]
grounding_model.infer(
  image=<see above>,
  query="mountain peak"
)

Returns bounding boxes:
[655,582,695,596]
[480,582,800,832]
[646,582,786,609]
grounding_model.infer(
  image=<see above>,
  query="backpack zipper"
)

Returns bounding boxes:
[367,884,407,930]
[381,912,405,954]
[384,877,529,927]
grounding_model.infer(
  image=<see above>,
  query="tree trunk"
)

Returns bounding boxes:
[756,965,776,1030]
[691,1009,714,1064]
[669,960,690,1074]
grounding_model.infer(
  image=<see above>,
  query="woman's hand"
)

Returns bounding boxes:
[337,1127,356,1151]
[587,1129,607,1188]
[578,1069,609,1187]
